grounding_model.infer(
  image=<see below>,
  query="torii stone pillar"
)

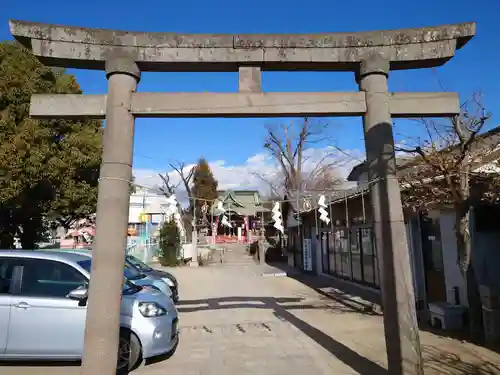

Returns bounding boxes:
[81,57,140,375]
[358,53,422,375]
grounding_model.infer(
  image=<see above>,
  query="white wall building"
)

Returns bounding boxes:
[128,187,171,236]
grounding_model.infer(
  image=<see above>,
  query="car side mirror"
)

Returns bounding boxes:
[67,286,88,301]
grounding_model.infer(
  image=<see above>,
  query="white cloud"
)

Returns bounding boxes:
[133,147,364,199]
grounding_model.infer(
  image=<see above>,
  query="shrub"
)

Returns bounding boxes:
[158,219,180,267]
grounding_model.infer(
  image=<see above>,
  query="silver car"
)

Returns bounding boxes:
[0,250,179,371]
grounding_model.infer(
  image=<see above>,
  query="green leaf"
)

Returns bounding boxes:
[0,41,102,248]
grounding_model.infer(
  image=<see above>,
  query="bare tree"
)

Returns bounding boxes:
[395,93,500,341]
[169,162,194,204]
[158,161,195,241]
[157,171,179,196]
[252,169,286,197]
[259,118,344,196]
[303,166,342,191]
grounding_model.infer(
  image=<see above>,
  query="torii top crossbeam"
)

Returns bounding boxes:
[9,20,475,72]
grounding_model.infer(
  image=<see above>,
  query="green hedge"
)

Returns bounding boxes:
[158,219,181,266]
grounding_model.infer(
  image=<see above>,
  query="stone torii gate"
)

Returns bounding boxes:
[10,20,475,375]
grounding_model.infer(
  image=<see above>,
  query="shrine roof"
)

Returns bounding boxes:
[213,190,269,216]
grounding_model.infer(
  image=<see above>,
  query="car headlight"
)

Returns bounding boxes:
[162,277,175,287]
[138,302,167,317]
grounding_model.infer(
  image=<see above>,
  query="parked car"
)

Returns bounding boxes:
[0,250,179,371]
[126,254,179,303]
[58,249,174,299]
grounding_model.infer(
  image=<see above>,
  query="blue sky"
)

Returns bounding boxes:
[2,0,499,190]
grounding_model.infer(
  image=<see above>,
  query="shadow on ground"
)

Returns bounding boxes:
[0,361,81,367]
[267,261,381,314]
[267,261,500,355]
[423,345,500,375]
[0,339,179,374]
[418,320,500,355]
[143,339,178,366]
[177,296,500,375]
[177,296,387,375]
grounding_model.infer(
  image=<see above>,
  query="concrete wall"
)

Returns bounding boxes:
[406,216,427,306]
[406,207,500,309]
[439,211,468,306]
[431,208,500,307]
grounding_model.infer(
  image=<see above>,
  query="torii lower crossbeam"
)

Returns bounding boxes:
[30,91,459,119]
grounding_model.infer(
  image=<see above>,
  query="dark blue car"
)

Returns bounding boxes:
[126,255,179,302]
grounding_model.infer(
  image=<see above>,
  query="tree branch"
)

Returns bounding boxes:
[251,172,283,197]
[169,161,194,204]
[264,119,332,194]
[158,173,179,196]
[395,145,445,175]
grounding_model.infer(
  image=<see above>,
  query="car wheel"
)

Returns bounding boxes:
[117,329,142,373]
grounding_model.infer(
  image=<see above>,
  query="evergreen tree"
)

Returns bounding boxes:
[158,219,180,266]
[191,158,218,215]
[0,41,102,248]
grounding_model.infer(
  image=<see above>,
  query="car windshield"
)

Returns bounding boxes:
[124,262,144,280]
[126,255,153,272]
[77,259,140,294]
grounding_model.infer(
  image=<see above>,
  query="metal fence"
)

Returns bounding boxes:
[126,236,160,263]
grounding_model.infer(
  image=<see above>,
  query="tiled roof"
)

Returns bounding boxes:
[213,190,269,216]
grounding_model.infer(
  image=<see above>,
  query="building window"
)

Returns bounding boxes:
[359,227,377,285]
[328,231,336,275]
[326,226,378,288]
[333,228,350,278]
[320,232,329,273]
[350,228,363,282]
[21,259,88,298]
